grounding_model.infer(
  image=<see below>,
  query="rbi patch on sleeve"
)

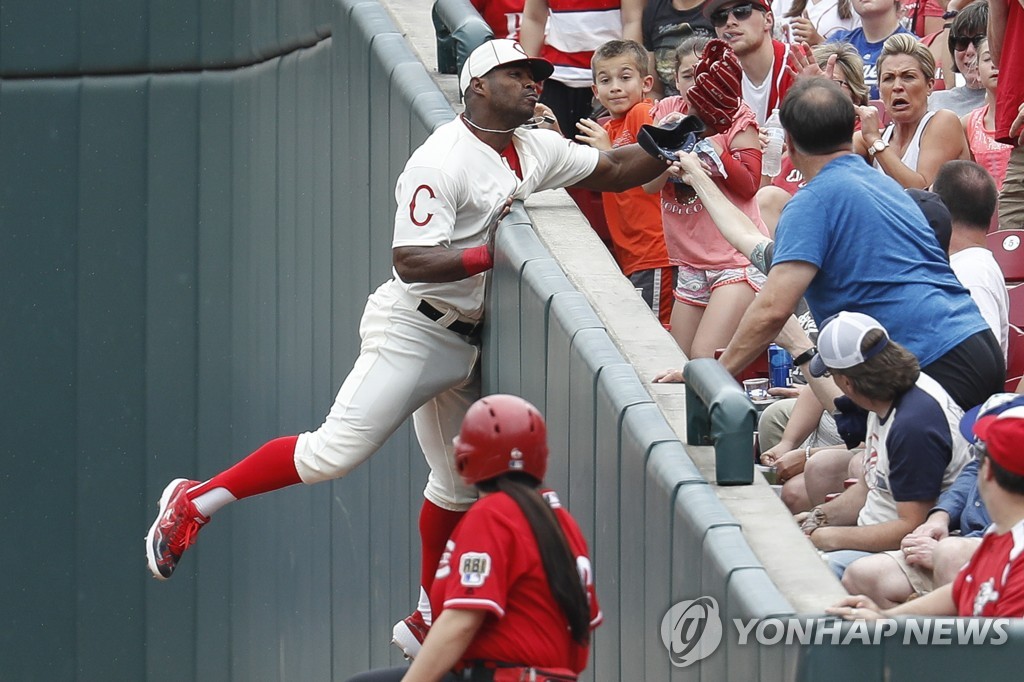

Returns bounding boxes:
[459,552,492,587]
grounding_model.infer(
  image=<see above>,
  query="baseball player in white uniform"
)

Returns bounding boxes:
[145,38,666,653]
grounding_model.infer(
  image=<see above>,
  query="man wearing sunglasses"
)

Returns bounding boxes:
[703,0,796,124]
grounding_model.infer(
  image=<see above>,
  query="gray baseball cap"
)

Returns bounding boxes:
[808,311,890,377]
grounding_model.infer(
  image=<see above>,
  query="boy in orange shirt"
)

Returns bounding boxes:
[576,40,674,328]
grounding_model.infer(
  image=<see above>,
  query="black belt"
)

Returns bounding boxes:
[417,300,481,337]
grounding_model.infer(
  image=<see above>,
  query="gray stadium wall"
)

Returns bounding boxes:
[3,0,1024,680]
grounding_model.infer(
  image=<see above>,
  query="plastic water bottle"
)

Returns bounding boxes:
[762,108,784,178]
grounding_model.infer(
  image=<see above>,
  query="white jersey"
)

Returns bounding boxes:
[951,246,1010,360]
[858,373,971,527]
[392,117,600,318]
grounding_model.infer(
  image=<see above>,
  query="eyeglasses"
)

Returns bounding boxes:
[951,34,984,51]
[710,3,764,28]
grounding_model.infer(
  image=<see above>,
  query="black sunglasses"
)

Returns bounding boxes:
[951,34,984,51]
[710,3,764,28]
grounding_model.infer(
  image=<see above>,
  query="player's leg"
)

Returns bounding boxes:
[393,374,481,657]
[146,282,478,580]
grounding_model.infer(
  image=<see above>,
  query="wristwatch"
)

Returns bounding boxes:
[792,346,817,366]
[867,138,889,157]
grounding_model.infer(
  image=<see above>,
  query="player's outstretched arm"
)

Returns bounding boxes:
[402,608,486,682]
[571,144,668,193]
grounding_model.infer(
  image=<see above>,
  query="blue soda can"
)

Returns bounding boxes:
[768,344,792,388]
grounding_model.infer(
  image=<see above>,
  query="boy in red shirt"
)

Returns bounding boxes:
[576,39,674,327]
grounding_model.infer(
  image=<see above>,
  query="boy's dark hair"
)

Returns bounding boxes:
[591,39,650,77]
[831,330,920,402]
[932,160,998,230]
[779,77,855,155]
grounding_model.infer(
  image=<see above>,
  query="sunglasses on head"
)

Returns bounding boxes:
[710,3,764,28]
[951,34,984,51]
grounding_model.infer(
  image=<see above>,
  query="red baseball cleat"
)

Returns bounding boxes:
[391,611,430,659]
[146,478,209,580]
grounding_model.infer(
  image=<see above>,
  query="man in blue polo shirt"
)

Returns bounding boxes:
[716,77,1004,410]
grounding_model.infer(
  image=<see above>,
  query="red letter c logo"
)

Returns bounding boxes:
[410,185,436,227]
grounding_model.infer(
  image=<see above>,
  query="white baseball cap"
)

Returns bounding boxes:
[809,311,890,377]
[459,39,554,94]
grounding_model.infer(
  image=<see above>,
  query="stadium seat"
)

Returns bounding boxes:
[987,229,1024,283]
[1005,324,1024,391]
[1008,284,1024,328]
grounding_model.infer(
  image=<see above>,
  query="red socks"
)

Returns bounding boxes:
[418,498,466,593]
[188,435,302,501]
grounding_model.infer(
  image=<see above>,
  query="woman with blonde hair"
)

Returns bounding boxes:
[855,33,970,189]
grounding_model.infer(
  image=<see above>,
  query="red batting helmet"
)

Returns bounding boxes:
[454,394,549,485]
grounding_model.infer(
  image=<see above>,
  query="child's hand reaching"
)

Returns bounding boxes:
[575,118,612,151]
[656,111,687,127]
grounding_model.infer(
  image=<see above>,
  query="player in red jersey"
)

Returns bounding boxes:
[829,401,1024,619]
[349,394,601,682]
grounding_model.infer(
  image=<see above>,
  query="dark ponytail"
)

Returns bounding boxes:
[482,473,591,645]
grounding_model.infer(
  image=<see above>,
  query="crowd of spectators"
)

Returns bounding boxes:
[463,0,1024,619]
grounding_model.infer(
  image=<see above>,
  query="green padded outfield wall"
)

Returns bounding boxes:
[1,1,425,678]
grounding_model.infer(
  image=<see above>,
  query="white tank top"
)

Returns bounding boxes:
[875,110,936,172]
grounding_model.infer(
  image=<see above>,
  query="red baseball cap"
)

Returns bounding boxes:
[973,405,1024,477]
